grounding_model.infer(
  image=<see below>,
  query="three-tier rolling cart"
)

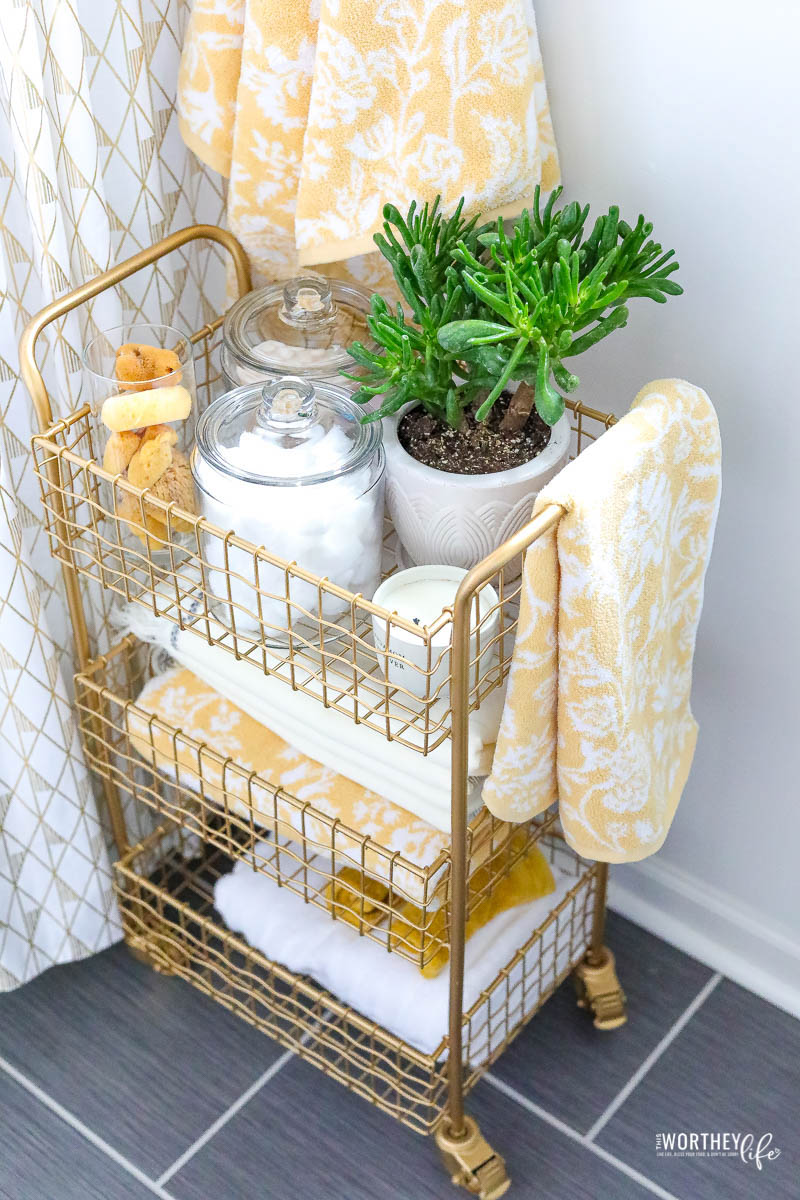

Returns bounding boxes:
[23,226,627,1199]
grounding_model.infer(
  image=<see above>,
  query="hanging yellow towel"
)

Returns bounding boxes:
[484,380,722,863]
[177,0,559,282]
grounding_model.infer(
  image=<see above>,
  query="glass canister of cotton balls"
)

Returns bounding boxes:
[191,375,385,644]
[220,275,375,393]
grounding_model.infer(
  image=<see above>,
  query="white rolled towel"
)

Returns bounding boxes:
[116,591,504,832]
[214,844,574,1060]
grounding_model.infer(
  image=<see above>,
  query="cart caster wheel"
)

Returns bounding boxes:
[435,1115,510,1199]
[573,947,627,1030]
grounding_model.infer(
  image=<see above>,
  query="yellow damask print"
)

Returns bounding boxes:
[178,0,559,284]
[128,666,493,903]
[484,380,722,864]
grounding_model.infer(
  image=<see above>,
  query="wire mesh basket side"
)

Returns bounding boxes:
[113,823,596,1133]
[78,637,563,973]
[34,381,615,755]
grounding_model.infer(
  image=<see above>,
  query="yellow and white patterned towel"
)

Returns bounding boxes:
[177,0,559,281]
[128,665,494,902]
[484,380,722,863]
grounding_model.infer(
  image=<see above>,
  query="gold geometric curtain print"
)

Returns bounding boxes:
[0,0,226,990]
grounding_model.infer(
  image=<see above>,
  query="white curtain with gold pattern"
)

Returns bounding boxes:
[0,0,225,989]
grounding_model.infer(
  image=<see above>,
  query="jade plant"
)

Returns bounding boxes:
[346,196,487,429]
[348,187,682,431]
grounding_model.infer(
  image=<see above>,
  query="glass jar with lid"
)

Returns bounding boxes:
[220,275,373,392]
[192,375,385,641]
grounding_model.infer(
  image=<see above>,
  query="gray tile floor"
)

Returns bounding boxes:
[0,912,796,1200]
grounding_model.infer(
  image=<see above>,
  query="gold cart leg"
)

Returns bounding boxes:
[437,582,509,1198]
[446,587,471,1139]
[118,871,188,976]
[82,671,131,858]
[573,863,627,1030]
[126,939,185,976]
[435,1117,510,1199]
[126,939,162,970]
[123,925,188,976]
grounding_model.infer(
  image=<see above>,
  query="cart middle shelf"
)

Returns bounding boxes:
[76,637,558,974]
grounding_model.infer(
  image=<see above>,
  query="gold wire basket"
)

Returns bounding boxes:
[76,636,563,973]
[22,225,627,1197]
[31,385,614,760]
[32,400,502,754]
[114,820,597,1135]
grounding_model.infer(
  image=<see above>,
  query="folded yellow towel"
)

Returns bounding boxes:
[326,867,393,932]
[484,380,722,863]
[177,0,559,280]
[128,666,493,902]
[325,831,555,977]
[397,832,555,977]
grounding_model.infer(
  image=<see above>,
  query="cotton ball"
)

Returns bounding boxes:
[314,425,352,471]
[287,534,318,570]
[319,589,350,623]
[290,577,324,621]
[304,423,325,444]
[195,421,385,636]
[244,339,345,371]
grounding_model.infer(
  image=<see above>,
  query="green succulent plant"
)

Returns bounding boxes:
[348,187,682,430]
[346,196,487,428]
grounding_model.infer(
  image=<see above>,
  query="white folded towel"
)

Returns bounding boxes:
[117,594,504,832]
[214,841,574,1060]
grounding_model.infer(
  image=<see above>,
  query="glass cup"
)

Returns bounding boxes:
[83,321,197,457]
[83,322,198,560]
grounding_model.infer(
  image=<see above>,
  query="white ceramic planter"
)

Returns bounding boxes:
[383,406,572,569]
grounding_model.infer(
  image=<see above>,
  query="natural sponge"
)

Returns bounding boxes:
[115,343,182,390]
[102,429,142,476]
[116,451,196,547]
[140,422,178,448]
[117,489,166,548]
[120,450,196,545]
[101,384,192,433]
[127,428,176,489]
[147,450,196,532]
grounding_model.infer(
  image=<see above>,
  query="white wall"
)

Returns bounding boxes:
[534,0,800,1014]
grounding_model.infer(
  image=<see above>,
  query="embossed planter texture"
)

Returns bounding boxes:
[383,406,572,569]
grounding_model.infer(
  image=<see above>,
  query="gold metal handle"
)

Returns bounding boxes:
[17,225,250,855]
[18,223,251,661]
[19,223,252,433]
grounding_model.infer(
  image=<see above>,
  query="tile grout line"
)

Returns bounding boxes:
[0,1053,176,1200]
[1,974,720,1199]
[584,971,723,1143]
[156,1047,296,1186]
[483,1072,681,1200]
[157,1016,326,1187]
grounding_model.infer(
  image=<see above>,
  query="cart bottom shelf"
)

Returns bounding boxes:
[113,825,598,1135]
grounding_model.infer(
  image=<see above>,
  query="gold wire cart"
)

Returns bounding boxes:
[22,225,627,1199]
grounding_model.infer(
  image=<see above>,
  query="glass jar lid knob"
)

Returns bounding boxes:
[280,276,337,330]
[257,376,317,432]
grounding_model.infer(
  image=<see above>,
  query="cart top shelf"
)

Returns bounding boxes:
[32,391,614,754]
[24,225,615,756]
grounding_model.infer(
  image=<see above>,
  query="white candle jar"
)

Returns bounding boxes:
[220,275,374,393]
[192,376,385,643]
[371,566,500,703]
